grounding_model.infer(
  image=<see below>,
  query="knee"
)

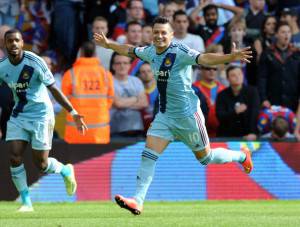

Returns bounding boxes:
[10,155,22,167]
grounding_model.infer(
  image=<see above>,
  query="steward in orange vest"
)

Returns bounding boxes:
[62,41,114,143]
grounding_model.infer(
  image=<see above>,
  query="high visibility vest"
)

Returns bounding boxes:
[62,57,114,144]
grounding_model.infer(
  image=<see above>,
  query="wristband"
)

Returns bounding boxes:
[70,109,78,116]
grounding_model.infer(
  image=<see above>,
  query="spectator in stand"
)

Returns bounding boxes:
[261,116,296,141]
[190,2,243,48]
[84,0,115,37]
[117,21,143,45]
[126,0,147,23]
[242,0,267,44]
[16,0,52,54]
[110,52,148,137]
[89,16,113,70]
[112,0,152,41]
[141,23,153,45]
[62,41,114,144]
[205,44,228,86]
[216,65,260,140]
[172,10,205,53]
[258,22,300,112]
[50,0,85,70]
[257,105,296,136]
[0,0,25,27]
[138,62,159,132]
[223,18,256,85]
[223,18,248,54]
[253,15,277,63]
[193,64,225,137]
[122,21,144,76]
[0,24,10,58]
[188,0,237,26]
[159,1,178,23]
[280,8,300,49]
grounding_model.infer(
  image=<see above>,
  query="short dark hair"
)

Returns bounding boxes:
[127,0,143,9]
[125,20,142,32]
[226,65,241,77]
[271,116,289,138]
[152,16,171,27]
[275,21,291,33]
[109,52,131,74]
[4,28,22,40]
[173,10,187,21]
[203,4,218,17]
[139,61,150,69]
[81,41,95,57]
[138,62,150,75]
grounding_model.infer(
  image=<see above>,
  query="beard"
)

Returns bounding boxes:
[206,20,217,28]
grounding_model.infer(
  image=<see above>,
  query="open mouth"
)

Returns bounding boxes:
[155,39,164,43]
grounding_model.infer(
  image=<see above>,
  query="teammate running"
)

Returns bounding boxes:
[0,29,87,212]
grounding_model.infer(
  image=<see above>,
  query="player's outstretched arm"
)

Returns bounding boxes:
[47,84,88,135]
[197,43,252,66]
[93,32,136,58]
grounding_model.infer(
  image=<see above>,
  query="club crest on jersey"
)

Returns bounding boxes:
[22,71,30,80]
[164,57,172,67]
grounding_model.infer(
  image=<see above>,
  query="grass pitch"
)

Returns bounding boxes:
[0,200,300,227]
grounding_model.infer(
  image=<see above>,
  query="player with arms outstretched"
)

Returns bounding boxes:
[94,17,253,215]
[0,29,87,212]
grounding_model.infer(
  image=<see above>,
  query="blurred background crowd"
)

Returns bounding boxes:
[0,0,300,143]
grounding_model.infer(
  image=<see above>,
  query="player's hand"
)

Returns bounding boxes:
[0,128,2,139]
[93,32,110,49]
[235,103,247,114]
[231,42,252,63]
[72,114,88,135]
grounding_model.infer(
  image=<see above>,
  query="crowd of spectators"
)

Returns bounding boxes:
[1,0,300,143]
